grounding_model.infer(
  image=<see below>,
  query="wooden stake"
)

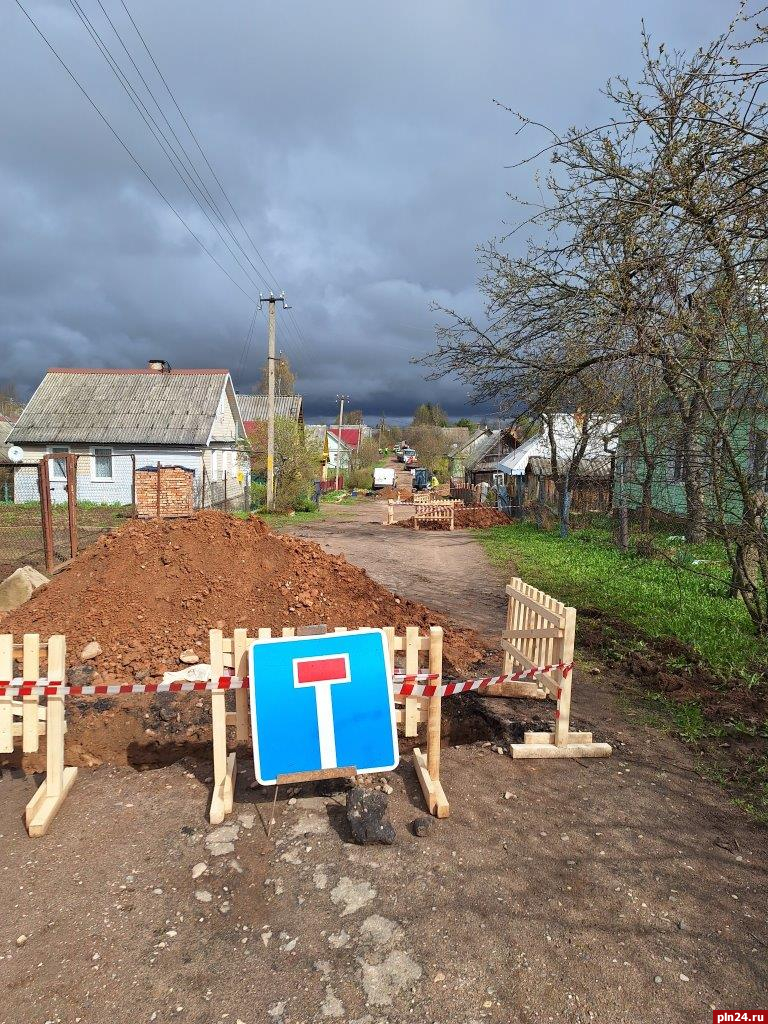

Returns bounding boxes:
[25,634,77,837]
[66,453,78,559]
[233,627,249,743]
[22,633,39,753]
[0,634,12,754]
[209,628,235,824]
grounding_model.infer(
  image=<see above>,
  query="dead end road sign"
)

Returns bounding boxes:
[248,628,398,785]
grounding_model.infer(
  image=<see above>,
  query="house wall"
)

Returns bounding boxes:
[209,388,238,442]
[13,445,205,505]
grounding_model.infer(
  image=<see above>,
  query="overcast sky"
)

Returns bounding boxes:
[1,0,735,422]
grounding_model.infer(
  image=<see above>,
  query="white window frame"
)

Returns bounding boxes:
[211,450,219,481]
[91,446,114,482]
[48,446,69,481]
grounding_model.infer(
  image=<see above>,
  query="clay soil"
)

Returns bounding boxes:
[1,511,486,772]
[0,498,765,1024]
[2,511,485,681]
[395,507,512,530]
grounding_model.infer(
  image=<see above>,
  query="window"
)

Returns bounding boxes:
[93,447,113,480]
[49,446,68,481]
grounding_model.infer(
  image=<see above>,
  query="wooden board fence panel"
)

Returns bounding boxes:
[209,624,448,823]
[491,578,612,759]
[1,633,78,836]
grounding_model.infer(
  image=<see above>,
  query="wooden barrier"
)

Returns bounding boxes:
[208,624,448,824]
[413,501,455,531]
[490,578,611,759]
[0,633,78,836]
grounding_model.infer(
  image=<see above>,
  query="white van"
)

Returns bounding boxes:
[373,467,396,489]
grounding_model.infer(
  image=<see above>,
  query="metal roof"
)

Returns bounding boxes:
[9,369,236,446]
[237,394,304,423]
[528,455,613,479]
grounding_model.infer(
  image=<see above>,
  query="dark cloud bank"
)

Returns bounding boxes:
[1,0,730,420]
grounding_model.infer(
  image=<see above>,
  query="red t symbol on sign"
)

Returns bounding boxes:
[292,654,351,768]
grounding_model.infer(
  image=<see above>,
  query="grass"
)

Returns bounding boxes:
[234,507,322,529]
[616,689,768,823]
[477,521,767,675]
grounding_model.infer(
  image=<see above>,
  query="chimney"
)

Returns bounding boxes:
[147,359,172,373]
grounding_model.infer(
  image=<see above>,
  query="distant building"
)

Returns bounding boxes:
[236,394,304,437]
[7,361,248,504]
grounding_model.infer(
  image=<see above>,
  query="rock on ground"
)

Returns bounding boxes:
[346,787,395,845]
[0,565,48,612]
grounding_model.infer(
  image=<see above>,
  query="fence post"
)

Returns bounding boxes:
[156,461,161,518]
[131,454,137,515]
[66,453,78,559]
[38,457,54,575]
[224,471,228,511]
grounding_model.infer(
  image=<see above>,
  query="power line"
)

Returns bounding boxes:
[118,0,313,362]
[67,0,271,299]
[12,0,260,305]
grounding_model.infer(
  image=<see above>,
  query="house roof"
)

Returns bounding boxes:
[237,394,304,434]
[528,455,613,479]
[9,368,240,446]
[463,429,507,471]
[328,425,362,448]
[497,414,617,475]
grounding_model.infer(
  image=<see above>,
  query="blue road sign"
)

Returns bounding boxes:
[248,628,398,785]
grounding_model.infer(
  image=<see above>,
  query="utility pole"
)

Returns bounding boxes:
[259,292,289,510]
[335,394,349,490]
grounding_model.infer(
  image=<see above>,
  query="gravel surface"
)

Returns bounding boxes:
[0,499,765,1024]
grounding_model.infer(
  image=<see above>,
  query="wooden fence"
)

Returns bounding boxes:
[0,633,78,836]
[209,624,448,822]
[489,578,611,758]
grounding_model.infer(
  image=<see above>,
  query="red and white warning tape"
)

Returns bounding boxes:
[0,662,571,700]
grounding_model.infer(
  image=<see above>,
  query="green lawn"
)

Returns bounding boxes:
[477,522,767,676]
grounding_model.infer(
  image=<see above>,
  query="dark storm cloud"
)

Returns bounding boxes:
[1,0,732,420]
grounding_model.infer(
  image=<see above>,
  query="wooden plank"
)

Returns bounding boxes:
[22,634,40,753]
[25,766,78,838]
[0,634,13,753]
[510,741,612,759]
[45,635,67,797]
[553,606,576,746]
[523,730,593,745]
[413,747,449,818]
[499,642,559,696]
[403,627,420,737]
[503,627,563,640]
[426,626,443,781]
[482,680,546,699]
[209,628,233,824]
[504,585,565,625]
[275,765,356,785]
[233,628,249,742]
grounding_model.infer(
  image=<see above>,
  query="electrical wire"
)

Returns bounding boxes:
[12,0,260,305]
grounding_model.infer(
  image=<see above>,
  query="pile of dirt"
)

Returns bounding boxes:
[395,507,512,530]
[2,511,485,681]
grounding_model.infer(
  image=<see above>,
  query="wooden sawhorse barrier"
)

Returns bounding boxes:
[0,634,78,836]
[486,578,611,759]
[413,501,455,531]
[208,624,448,824]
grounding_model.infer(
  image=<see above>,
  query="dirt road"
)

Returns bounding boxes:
[0,500,765,1024]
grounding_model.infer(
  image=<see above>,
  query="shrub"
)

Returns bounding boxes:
[347,468,373,490]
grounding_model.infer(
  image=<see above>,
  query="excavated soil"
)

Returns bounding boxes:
[396,507,512,530]
[1,511,487,770]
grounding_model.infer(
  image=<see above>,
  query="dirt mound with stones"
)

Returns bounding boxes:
[396,507,512,530]
[3,511,484,681]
